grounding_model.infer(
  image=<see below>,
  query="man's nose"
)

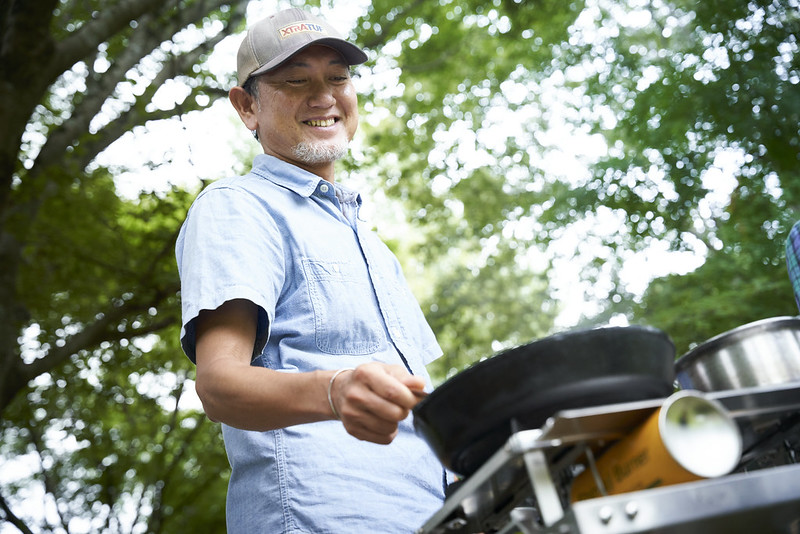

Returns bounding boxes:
[307,80,336,107]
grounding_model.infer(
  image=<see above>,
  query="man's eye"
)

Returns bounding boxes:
[286,79,306,85]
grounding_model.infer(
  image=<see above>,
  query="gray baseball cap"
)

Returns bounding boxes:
[236,8,368,86]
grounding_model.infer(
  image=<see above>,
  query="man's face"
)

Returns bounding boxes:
[252,45,359,177]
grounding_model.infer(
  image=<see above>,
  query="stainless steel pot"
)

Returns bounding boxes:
[675,316,800,392]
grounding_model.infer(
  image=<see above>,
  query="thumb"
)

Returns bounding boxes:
[399,373,426,393]
[383,364,427,392]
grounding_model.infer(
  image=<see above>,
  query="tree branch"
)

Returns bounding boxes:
[0,281,179,419]
[145,377,201,534]
[125,483,146,534]
[73,10,244,170]
[30,11,167,180]
[31,1,239,178]
[27,424,72,533]
[48,0,170,81]
[20,295,179,383]
[0,0,59,211]
[73,84,228,174]
[0,491,36,534]
[0,0,59,77]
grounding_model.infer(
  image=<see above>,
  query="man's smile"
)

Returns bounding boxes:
[304,118,336,127]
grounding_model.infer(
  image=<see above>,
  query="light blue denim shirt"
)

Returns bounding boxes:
[176,154,446,533]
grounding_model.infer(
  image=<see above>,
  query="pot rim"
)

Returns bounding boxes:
[675,315,800,370]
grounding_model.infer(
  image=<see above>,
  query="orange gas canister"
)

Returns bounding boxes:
[570,390,742,502]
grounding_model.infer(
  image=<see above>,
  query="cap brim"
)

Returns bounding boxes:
[246,38,367,82]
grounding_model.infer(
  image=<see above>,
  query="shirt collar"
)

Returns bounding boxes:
[250,154,363,209]
[251,154,321,198]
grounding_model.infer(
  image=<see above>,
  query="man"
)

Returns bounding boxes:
[175,7,447,533]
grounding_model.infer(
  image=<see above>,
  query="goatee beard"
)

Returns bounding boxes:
[293,141,349,165]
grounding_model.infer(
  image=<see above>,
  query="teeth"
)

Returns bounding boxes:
[306,118,335,127]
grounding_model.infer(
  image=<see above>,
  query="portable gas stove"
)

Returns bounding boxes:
[417,381,800,534]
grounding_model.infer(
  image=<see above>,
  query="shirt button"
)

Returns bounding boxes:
[319,183,329,194]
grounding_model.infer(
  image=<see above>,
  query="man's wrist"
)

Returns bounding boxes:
[327,368,355,420]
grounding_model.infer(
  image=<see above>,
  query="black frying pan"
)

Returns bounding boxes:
[413,325,675,476]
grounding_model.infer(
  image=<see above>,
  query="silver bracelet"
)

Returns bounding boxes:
[327,368,355,420]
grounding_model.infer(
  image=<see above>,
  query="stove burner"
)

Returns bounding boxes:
[417,382,800,534]
[737,412,800,472]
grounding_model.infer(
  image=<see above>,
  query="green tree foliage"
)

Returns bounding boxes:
[0,0,247,414]
[353,0,798,363]
[0,1,250,531]
[568,0,800,350]
[351,0,588,376]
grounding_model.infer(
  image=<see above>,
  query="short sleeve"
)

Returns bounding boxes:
[175,184,285,363]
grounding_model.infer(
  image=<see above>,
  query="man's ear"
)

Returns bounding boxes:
[229,86,258,131]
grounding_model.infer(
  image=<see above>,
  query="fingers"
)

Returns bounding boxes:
[332,363,427,444]
[384,364,427,401]
[336,364,413,421]
[356,363,427,412]
[344,417,401,445]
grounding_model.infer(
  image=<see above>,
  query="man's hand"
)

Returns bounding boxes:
[329,362,427,444]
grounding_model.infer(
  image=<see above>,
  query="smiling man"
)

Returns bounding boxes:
[174,8,447,533]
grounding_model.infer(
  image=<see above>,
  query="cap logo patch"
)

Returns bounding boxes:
[279,21,326,39]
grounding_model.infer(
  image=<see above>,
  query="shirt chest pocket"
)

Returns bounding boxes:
[302,258,388,355]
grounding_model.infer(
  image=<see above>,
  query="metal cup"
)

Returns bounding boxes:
[570,390,742,502]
